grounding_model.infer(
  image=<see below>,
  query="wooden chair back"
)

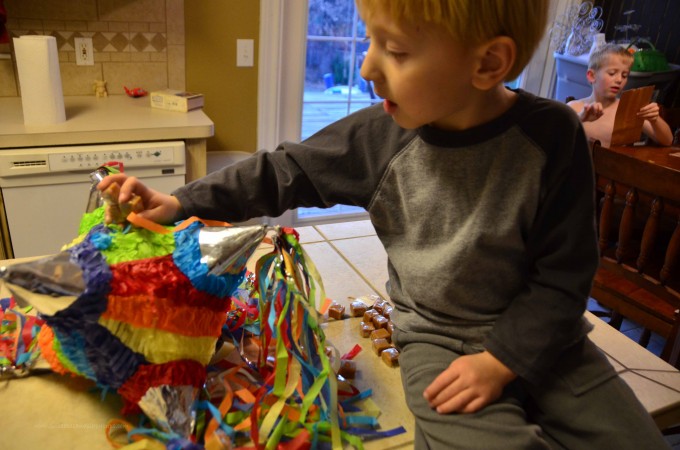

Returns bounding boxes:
[590,142,680,365]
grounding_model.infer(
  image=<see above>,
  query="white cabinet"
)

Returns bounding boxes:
[554,53,591,102]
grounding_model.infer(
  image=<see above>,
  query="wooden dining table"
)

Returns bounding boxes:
[592,143,680,213]
[602,143,680,173]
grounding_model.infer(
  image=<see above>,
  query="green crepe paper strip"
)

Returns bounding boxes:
[100,225,175,264]
[72,206,175,264]
[79,208,106,236]
[51,329,83,376]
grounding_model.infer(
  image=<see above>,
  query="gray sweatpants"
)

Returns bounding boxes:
[393,329,669,449]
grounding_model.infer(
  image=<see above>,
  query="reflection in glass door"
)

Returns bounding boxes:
[297,0,376,222]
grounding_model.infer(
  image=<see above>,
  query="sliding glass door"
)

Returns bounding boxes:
[257,0,568,227]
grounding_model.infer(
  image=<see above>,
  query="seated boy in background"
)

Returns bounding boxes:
[568,43,673,147]
[100,1,669,448]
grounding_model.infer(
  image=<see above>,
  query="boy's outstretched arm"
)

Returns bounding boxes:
[423,351,517,414]
[97,173,184,224]
[639,102,673,146]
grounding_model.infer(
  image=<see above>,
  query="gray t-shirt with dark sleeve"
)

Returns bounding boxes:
[174,89,598,385]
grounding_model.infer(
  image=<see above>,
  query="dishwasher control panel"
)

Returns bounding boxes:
[48,143,180,171]
[0,141,187,188]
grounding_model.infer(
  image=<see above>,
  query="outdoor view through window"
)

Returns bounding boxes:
[298,0,373,220]
[298,0,521,220]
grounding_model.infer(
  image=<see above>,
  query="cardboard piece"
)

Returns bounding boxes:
[610,85,655,146]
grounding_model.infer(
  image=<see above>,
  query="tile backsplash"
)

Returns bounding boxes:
[0,0,185,97]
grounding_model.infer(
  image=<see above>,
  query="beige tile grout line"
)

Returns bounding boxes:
[314,226,388,300]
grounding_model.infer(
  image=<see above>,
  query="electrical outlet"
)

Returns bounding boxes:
[74,37,94,66]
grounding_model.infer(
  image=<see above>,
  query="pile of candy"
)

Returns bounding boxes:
[350,295,400,367]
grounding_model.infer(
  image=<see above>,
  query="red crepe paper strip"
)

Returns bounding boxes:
[118,359,207,406]
[340,344,362,361]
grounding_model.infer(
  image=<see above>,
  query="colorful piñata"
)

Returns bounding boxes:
[0,199,405,449]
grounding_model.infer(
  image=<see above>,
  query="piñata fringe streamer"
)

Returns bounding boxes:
[0,297,45,377]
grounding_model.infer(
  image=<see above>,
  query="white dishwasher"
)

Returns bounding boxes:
[0,141,187,259]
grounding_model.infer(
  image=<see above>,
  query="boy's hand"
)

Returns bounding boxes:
[638,102,661,123]
[97,173,183,225]
[423,351,516,414]
[579,102,604,122]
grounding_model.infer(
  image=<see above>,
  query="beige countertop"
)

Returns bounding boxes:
[0,95,214,149]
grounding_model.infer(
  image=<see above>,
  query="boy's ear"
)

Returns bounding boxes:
[586,69,596,84]
[471,36,516,90]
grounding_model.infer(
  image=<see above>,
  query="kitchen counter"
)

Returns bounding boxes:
[0,95,214,181]
[2,221,680,449]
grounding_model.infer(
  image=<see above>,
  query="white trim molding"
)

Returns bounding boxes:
[257,0,309,226]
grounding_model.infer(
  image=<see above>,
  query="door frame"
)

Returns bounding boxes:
[257,0,308,227]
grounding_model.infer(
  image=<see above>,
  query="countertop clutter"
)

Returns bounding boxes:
[0,95,214,149]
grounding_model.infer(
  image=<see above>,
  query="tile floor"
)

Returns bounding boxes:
[298,219,668,359]
[295,220,390,306]
[587,298,667,359]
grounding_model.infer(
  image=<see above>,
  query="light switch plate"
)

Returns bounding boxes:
[236,39,254,67]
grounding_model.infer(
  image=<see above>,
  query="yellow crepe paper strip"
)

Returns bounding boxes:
[98,316,217,365]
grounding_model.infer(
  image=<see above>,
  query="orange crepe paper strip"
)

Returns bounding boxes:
[126,212,171,234]
[318,298,333,315]
[36,325,71,376]
[102,294,226,337]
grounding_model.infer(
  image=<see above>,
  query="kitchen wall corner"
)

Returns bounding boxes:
[1,0,185,97]
[185,1,259,154]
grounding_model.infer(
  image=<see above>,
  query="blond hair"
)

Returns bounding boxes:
[588,43,634,70]
[355,0,549,80]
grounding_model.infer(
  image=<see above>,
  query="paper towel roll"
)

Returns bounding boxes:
[13,35,66,125]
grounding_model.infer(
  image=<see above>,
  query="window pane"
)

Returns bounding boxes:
[299,0,369,221]
[305,39,353,93]
[302,39,374,140]
[307,0,356,37]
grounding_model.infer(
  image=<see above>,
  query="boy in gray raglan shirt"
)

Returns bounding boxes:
[100,1,669,448]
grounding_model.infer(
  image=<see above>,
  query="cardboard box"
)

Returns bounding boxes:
[150,89,204,112]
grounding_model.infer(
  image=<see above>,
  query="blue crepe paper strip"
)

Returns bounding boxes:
[44,230,147,388]
[173,222,243,298]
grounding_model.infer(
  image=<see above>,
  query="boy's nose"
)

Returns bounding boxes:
[359,47,380,83]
